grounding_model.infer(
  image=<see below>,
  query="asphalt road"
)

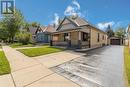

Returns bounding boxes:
[51,46,125,87]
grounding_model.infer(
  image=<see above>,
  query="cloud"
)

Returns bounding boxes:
[97,20,129,31]
[113,21,129,29]
[97,21,115,30]
[51,13,59,25]
[72,0,80,9]
[64,0,85,17]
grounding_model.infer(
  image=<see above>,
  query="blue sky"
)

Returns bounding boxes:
[16,0,130,30]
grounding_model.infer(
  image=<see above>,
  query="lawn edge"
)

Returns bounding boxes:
[124,46,130,87]
[0,50,11,75]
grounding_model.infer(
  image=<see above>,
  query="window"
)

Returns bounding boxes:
[82,32,89,41]
[102,35,104,40]
[97,33,100,42]
[64,33,68,41]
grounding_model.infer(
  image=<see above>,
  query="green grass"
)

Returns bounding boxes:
[10,43,34,48]
[18,46,64,57]
[0,51,11,75]
[124,47,130,87]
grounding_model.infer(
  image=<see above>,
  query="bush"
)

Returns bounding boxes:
[16,31,32,45]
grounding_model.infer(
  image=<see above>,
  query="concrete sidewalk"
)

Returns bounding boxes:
[33,51,83,68]
[0,48,2,51]
[1,46,80,87]
[3,46,39,72]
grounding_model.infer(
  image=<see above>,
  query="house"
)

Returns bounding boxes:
[127,25,130,48]
[50,16,107,49]
[35,25,55,43]
[28,26,38,40]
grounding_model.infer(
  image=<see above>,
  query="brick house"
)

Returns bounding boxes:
[50,16,107,49]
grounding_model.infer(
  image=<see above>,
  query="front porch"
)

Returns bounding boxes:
[50,30,90,49]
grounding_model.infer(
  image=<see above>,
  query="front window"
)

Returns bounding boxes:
[82,32,89,41]
[64,33,68,41]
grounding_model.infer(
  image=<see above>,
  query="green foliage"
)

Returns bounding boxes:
[105,25,114,38]
[1,9,24,42]
[16,31,32,45]
[124,47,130,86]
[0,28,8,41]
[31,22,40,27]
[18,46,64,57]
[23,22,30,31]
[0,51,11,75]
[115,27,126,39]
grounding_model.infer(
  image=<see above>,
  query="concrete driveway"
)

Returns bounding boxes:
[52,46,125,87]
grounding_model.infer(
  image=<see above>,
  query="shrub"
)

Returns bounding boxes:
[16,31,32,45]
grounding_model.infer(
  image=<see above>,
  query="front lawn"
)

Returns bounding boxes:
[124,47,130,87]
[18,46,64,57]
[0,51,11,75]
[10,43,34,48]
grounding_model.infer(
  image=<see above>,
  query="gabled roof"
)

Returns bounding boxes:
[56,16,89,31]
[56,16,106,34]
[45,25,56,33]
[69,17,89,26]
[28,26,38,35]
[36,25,55,34]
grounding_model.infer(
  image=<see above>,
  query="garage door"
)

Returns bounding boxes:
[110,39,120,45]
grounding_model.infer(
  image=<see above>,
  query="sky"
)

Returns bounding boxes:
[15,0,130,31]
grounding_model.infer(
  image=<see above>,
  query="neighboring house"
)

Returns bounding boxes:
[36,25,55,43]
[127,25,130,48]
[107,37,123,45]
[28,26,38,40]
[50,16,107,49]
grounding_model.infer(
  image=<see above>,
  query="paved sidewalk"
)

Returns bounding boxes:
[14,46,43,50]
[0,48,2,51]
[3,46,39,72]
[1,46,80,87]
[33,51,83,68]
[0,74,15,87]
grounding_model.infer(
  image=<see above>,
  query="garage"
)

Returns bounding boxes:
[108,37,122,45]
[110,39,121,45]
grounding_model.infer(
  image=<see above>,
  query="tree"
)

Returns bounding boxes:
[115,27,126,39]
[0,28,8,41]
[1,9,24,42]
[0,21,8,41]
[23,22,30,31]
[31,22,40,27]
[105,25,114,38]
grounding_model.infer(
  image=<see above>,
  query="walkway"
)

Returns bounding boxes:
[1,46,80,87]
